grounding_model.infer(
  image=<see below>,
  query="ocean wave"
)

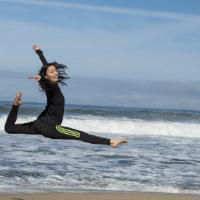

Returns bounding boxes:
[1,114,200,138]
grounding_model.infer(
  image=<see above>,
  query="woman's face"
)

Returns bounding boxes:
[45,65,58,83]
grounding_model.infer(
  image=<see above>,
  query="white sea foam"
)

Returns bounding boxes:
[1,114,200,194]
[0,176,200,195]
[1,114,200,138]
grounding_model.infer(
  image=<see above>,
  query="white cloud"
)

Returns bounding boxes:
[1,0,200,21]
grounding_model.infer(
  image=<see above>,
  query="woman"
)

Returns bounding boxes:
[4,45,127,148]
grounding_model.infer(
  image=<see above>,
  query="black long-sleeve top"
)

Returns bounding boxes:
[35,50,65,125]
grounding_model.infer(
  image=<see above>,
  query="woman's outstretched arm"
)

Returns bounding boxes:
[32,44,48,65]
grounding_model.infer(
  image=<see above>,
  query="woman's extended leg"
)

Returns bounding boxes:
[55,125,111,145]
[40,124,127,147]
[4,92,37,135]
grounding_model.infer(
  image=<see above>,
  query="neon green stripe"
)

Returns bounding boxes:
[59,128,79,138]
[56,126,79,138]
[56,126,79,137]
[56,125,80,138]
[57,126,80,137]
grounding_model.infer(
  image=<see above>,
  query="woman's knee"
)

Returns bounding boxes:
[4,125,15,134]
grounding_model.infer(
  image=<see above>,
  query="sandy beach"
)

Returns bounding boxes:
[0,192,200,200]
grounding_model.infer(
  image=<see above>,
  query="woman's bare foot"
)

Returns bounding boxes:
[110,139,128,148]
[14,92,22,106]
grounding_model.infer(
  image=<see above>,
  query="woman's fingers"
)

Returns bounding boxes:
[32,44,41,51]
[28,76,38,80]
[28,75,41,81]
[28,76,35,79]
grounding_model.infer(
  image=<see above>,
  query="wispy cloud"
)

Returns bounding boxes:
[1,0,200,21]
[0,1,199,82]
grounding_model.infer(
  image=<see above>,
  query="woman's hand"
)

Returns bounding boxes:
[28,75,41,82]
[32,44,41,51]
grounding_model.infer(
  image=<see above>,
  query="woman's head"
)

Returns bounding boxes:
[45,64,58,83]
[38,62,69,91]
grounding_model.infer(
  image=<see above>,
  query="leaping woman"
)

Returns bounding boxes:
[4,45,127,148]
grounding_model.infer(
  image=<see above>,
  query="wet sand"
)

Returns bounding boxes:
[0,192,199,200]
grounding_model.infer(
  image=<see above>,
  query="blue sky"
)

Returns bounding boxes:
[0,0,200,109]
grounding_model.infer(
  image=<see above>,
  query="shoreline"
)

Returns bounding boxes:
[0,191,200,200]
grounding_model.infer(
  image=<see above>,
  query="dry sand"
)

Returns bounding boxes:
[0,192,199,200]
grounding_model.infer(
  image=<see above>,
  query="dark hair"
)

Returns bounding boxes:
[38,62,69,92]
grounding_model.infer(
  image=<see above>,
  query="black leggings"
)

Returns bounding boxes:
[4,105,110,145]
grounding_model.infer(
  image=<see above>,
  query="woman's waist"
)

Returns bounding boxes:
[37,116,62,126]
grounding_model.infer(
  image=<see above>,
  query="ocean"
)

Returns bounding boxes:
[0,101,200,194]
